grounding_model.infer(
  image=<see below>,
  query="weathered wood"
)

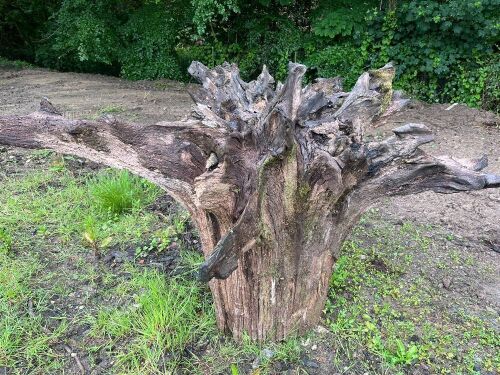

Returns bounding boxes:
[0,61,498,342]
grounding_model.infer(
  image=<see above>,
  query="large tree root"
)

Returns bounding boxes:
[1,62,498,341]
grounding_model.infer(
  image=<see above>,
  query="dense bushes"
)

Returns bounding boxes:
[363,1,500,108]
[1,0,498,111]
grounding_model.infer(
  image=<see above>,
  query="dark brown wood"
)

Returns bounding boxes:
[0,62,498,342]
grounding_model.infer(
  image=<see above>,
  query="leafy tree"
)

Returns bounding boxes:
[1,0,498,110]
[0,0,58,61]
[364,0,500,109]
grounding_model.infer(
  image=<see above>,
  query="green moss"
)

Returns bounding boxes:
[298,182,311,201]
[369,67,394,115]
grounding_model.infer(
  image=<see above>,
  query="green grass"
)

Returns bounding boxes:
[90,269,216,373]
[0,227,12,255]
[0,253,67,371]
[97,105,124,115]
[88,169,159,215]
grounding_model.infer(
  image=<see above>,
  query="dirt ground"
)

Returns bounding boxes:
[1,66,499,374]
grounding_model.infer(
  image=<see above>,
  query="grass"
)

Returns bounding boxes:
[0,252,67,371]
[97,105,124,115]
[323,210,500,374]
[0,227,12,255]
[89,269,216,373]
[88,169,159,215]
[0,56,33,69]
[0,149,498,374]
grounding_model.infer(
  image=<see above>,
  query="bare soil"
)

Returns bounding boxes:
[1,66,499,374]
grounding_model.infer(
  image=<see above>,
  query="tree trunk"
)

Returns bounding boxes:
[199,154,350,341]
[0,62,498,342]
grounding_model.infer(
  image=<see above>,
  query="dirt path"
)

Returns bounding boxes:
[0,67,193,123]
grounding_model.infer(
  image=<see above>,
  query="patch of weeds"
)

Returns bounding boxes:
[134,210,194,260]
[0,56,33,69]
[30,149,54,160]
[97,105,124,116]
[196,333,302,375]
[88,169,159,215]
[0,253,67,371]
[135,227,175,259]
[172,210,190,234]
[0,150,211,373]
[0,228,12,255]
[324,213,499,373]
[89,269,216,374]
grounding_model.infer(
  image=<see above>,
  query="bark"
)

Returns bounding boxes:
[0,62,498,342]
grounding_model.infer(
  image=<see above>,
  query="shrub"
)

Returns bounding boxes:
[364,0,500,110]
[119,3,187,80]
[304,43,366,89]
[35,0,124,74]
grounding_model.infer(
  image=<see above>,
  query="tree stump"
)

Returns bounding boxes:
[0,61,498,341]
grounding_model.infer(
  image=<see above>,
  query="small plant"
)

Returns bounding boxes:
[135,237,163,259]
[385,339,421,366]
[0,228,13,255]
[83,216,112,257]
[88,169,158,215]
[172,211,189,234]
[230,363,239,375]
[96,105,124,117]
[135,227,175,259]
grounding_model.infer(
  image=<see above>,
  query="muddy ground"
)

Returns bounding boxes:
[0,66,499,375]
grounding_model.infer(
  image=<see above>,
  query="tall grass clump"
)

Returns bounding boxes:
[90,269,216,373]
[88,169,159,215]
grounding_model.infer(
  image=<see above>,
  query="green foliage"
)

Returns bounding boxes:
[88,169,158,215]
[36,0,123,74]
[0,56,33,69]
[191,0,239,36]
[1,0,499,110]
[240,17,305,81]
[0,0,58,61]
[364,0,500,110]
[304,44,366,88]
[120,3,186,80]
[0,228,12,255]
[312,0,377,38]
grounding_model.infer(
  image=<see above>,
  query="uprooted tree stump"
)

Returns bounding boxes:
[1,62,499,342]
